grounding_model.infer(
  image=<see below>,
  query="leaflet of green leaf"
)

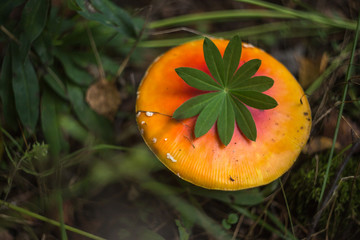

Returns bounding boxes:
[194,93,225,138]
[231,76,274,92]
[175,67,222,91]
[203,38,225,86]
[223,35,241,86]
[231,91,278,110]
[230,96,257,141]
[172,92,220,119]
[217,95,235,146]
[173,35,278,146]
[229,59,261,87]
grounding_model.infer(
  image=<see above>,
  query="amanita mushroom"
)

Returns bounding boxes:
[135,38,311,191]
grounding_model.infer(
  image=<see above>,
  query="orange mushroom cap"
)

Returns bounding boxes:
[136,39,311,191]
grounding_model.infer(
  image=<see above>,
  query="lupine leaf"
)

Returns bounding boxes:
[217,95,235,146]
[223,35,241,85]
[173,92,220,119]
[231,91,278,109]
[231,76,274,92]
[175,67,222,91]
[230,59,261,86]
[173,35,278,145]
[203,38,225,86]
[230,96,257,141]
[194,93,225,138]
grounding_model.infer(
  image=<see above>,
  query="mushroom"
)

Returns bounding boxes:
[135,38,311,190]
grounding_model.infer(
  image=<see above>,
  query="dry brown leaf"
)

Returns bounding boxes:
[86,80,121,121]
[303,136,341,155]
[298,53,329,89]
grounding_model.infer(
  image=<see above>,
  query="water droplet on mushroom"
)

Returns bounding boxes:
[146,111,154,117]
[152,138,157,143]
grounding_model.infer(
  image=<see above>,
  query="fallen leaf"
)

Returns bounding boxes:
[298,53,329,89]
[86,80,121,121]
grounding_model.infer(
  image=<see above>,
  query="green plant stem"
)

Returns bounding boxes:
[0,199,106,240]
[149,10,295,28]
[318,13,360,205]
[279,179,295,238]
[237,0,356,30]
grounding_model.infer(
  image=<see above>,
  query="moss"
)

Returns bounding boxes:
[288,152,360,238]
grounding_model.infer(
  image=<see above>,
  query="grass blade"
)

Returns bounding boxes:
[318,13,360,205]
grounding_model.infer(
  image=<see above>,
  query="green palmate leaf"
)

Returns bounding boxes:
[231,76,274,92]
[230,96,257,141]
[173,35,278,145]
[175,67,222,91]
[231,91,278,109]
[173,92,220,119]
[195,93,225,138]
[223,35,241,85]
[217,95,235,146]
[229,59,261,87]
[203,38,225,86]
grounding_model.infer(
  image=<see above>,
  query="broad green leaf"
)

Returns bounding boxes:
[18,0,49,59]
[231,96,256,141]
[175,67,222,91]
[203,38,225,86]
[11,44,39,132]
[91,0,138,37]
[173,92,220,119]
[231,76,274,92]
[54,50,93,86]
[0,47,17,129]
[67,83,114,141]
[217,95,235,146]
[195,93,225,138]
[41,90,66,156]
[75,0,140,37]
[33,33,54,65]
[231,91,278,109]
[223,35,241,86]
[230,59,261,87]
[43,72,67,100]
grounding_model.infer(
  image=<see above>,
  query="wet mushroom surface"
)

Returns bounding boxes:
[136,39,311,190]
